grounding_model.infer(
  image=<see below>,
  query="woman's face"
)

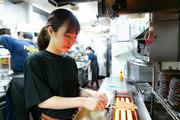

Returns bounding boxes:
[86,49,91,54]
[50,24,78,53]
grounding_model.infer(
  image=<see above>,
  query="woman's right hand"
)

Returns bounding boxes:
[83,97,107,111]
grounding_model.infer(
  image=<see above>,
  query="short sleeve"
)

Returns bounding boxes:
[0,35,15,52]
[72,59,80,89]
[88,53,93,61]
[24,54,53,109]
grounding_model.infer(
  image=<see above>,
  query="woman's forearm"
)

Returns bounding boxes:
[86,60,91,66]
[80,88,97,97]
[38,96,86,110]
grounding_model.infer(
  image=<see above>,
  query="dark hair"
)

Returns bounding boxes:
[86,46,92,51]
[17,31,23,36]
[37,9,80,50]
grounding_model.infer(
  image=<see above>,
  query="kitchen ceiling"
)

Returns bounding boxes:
[9,0,55,12]
[30,0,56,13]
[11,0,180,14]
[48,0,97,7]
[30,0,99,13]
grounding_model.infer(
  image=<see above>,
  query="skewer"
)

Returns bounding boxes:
[126,98,133,120]
[114,97,120,120]
[106,102,137,110]
[121,98,126,120]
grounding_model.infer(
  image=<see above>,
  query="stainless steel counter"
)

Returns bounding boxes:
[98,77,152,120]
[75,62,88,87]
[76,62,86,69]
[0,69,12,92]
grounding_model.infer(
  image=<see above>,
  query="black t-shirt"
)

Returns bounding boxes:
[24,50,80,120]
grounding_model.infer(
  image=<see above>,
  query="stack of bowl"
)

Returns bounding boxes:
[167,77,180,111]
[159,70,180,98]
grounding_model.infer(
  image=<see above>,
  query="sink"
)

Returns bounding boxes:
[0,80,11,92]
[76,62,86,69]
[0,69,12,81]
[0,80,11,86]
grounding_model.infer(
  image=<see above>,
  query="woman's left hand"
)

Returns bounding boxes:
[94,92,108,106]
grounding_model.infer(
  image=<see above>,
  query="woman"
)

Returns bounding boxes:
[85,47,100,89]
[24,9,108,120]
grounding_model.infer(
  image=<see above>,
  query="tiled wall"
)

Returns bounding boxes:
[0,0,47,38]
[110,16,133,78]
[3,0,30,25]
[0,0,5,26]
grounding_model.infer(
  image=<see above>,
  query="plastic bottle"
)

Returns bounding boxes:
[120,70,123,81]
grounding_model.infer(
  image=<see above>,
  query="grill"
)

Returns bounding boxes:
[108,91,138,120]
[74,90,147,120]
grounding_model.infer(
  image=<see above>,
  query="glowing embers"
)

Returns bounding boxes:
[113,96,138,120]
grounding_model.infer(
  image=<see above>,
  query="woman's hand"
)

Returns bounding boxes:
[83,66,88,71]
[79,88,108,110]
[92,92,108,103]
[96,93,108,104]
[83,97,107,111]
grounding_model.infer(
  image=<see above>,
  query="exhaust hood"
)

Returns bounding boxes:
[9,0,24,3]
[108,0,179,14]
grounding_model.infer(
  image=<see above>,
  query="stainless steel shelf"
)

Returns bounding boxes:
[0,55,11,59]
[152,89,180,120]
